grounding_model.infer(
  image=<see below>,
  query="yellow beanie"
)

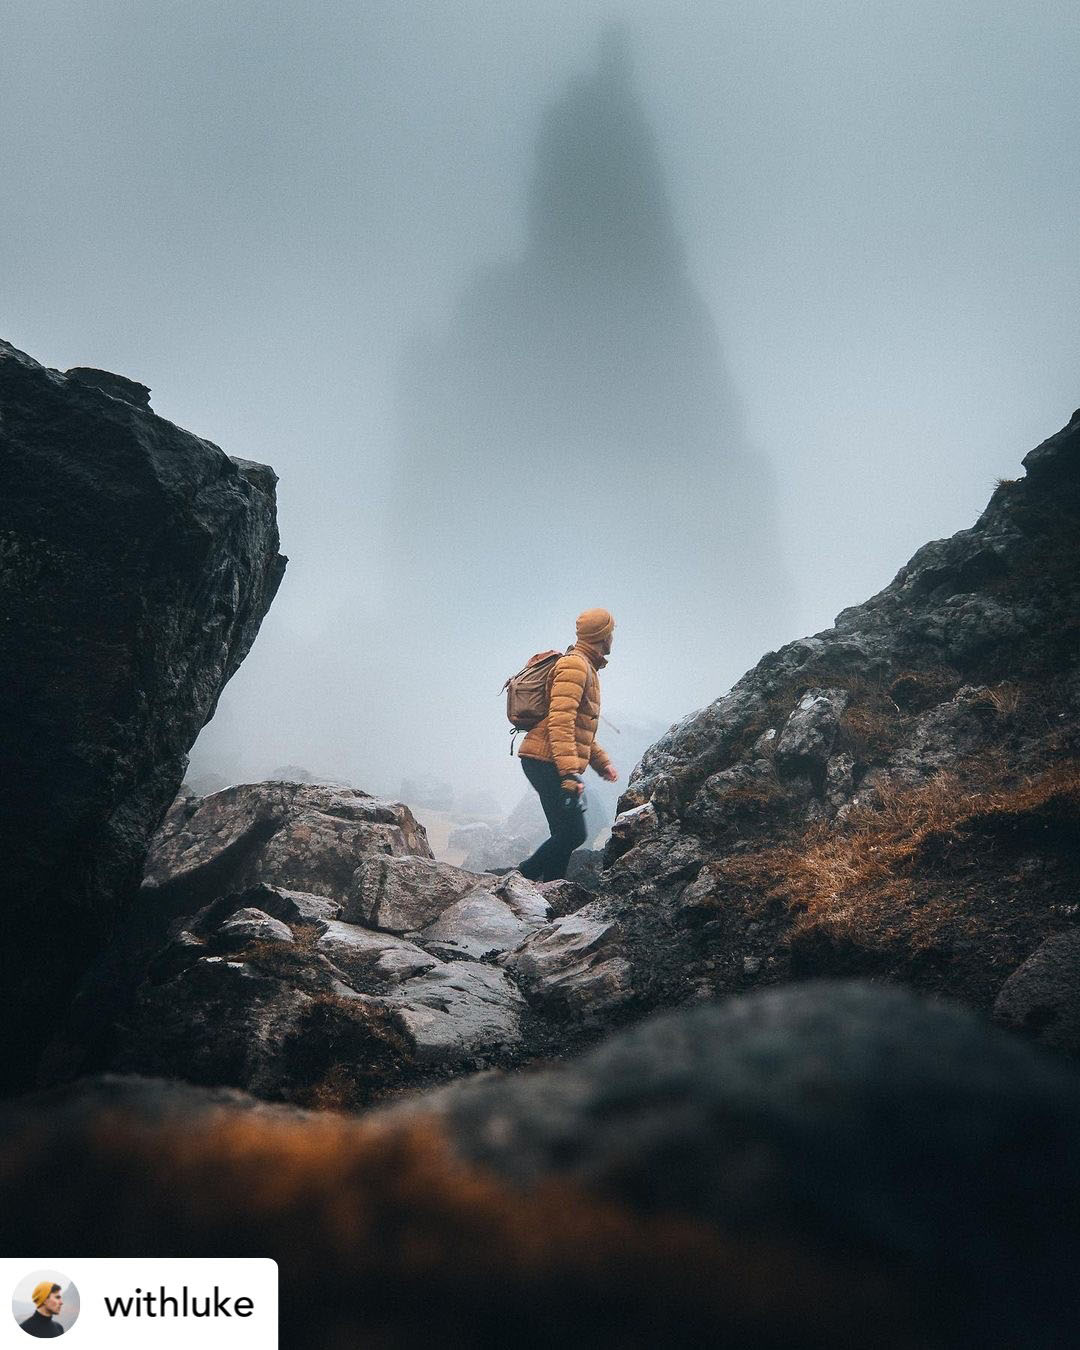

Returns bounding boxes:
[32,1282,56,1307]
[576,607,615,643]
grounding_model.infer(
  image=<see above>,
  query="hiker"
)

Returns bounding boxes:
[517,608,618,881]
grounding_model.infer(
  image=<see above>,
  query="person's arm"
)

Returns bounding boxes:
[589,740,614,777]
[547,654,588,788]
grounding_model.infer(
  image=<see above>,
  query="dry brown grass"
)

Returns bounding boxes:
[717,759,1080,952]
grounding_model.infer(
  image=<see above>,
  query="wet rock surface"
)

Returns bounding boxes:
[0,340,285,1087]
[71,781,579,1100]
[115,869,535,1096]
[501,902,633,1019]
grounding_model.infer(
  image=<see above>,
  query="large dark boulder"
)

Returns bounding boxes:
[424,980,1080,1348]
[0,340,285,1088]
[3,982,1079,1348]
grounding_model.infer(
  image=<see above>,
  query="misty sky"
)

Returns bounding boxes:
[3,1,1078,811]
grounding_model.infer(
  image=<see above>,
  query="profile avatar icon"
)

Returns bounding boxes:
[13,1272,79,1338]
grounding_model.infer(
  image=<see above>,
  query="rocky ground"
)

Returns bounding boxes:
[55,779,606,1106]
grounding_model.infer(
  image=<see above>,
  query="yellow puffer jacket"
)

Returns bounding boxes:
[518,643,612,784]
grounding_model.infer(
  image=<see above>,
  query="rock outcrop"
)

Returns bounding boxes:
[514,412,1080,1036]
[0,340,285,1088]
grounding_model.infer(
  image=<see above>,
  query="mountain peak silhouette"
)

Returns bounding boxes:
[367,32,791,782]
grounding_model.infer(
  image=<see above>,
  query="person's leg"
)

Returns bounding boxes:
[518,757,568,881]
[518,757,588,881]
[542,780,588,880]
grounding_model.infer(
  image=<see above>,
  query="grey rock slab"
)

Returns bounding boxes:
[386,962,524,1063]
[492,872,551,924]
[775,688,849,770]
[143,782,430,905]
[315,921,438,986]
[259,887,343,926]
[503,902,633,1017]
[346,854,482,932]
[184,883,343,936]
[419,890,535,960]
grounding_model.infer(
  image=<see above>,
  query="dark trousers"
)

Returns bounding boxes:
[518,756,588,882]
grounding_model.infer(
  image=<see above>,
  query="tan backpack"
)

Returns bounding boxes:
[501,649,564,753]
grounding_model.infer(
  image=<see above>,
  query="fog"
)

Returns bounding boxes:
[4,1,1077,816]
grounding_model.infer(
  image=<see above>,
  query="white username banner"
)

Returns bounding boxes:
[3,1259,277,1347]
